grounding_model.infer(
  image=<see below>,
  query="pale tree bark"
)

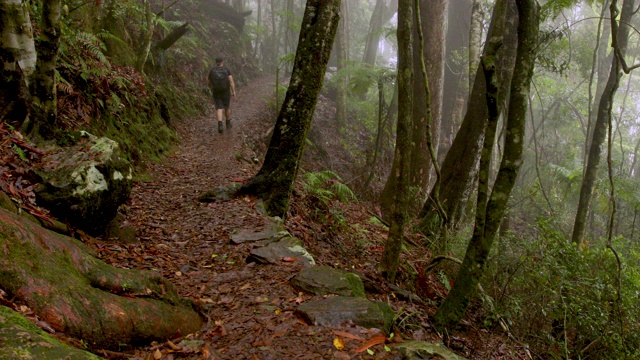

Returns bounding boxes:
[380,0,448,214]
[238,0,341,218]
[440,0,471,154]
[572,0,635,246]
[0,0,37,77]
[417,0,518,236]
[379,0,413,282]
[434,0,539,330]
[334,0,348,127]
[0,0,36,125]
[362,0,397,66]
[29,0,62,139]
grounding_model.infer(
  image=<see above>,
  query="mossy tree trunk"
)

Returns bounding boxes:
[572,0,634,246]
[239,0,341,218]
[434,0,539,331]
[379,0,412,282]
[416,0,518,237]
[27,0,61,139]
[0,205,203,349]
[380,0,447,215]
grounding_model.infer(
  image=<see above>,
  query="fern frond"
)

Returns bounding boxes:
[329,182,356,203]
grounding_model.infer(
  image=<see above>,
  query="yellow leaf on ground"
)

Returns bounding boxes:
[153,348,162,359]
[333,337,345,350]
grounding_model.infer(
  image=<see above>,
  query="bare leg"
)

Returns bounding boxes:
[216,108,224,133]
[225,108,232,128]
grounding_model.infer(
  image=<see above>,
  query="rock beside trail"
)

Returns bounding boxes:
[231,223,287,244]
[197,182,242,203]
[0,306,101,359]
[104,213,137,243]
[290,266,365,297]
[395,341,467,360]
[34,132,132,235]
[295,296,394,333]
[247,236,315,266]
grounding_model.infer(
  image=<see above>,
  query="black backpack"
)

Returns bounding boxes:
[209,67,230,92]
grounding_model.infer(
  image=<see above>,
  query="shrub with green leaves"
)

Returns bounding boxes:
[483,218,640,359]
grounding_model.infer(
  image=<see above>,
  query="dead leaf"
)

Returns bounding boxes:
[167,340,180,350]
[354,335,386,354]
[282,257,297,262]
[333,337,345,350]
[332,330,365,342]
[154,348,163,359]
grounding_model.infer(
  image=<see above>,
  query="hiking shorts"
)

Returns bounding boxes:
[212,91,231,110]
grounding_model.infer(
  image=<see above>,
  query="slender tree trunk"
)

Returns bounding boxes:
[434,0,539,330]
[362,0,397,66]
[468,0,484,91]
[239,0,341,218]
[439,0,471,156]
[29,0,61,139]
[379,0,413,282]
[334,0,348,128]
[136,0,155,73]
[380,0,448,214]
[572,0,635,246]
[417,0,518,236]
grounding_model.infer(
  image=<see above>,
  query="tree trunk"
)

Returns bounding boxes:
[434,0,539,330]
[154,22,190,51]
[380,0,447,214]
[572,0,635,246]
[136,0,155,73]
[29,0,61,139]
[334,0,348,127]
[439,0,471,155]
[409,0,447,202]
[362,0,397,66]
[468,0,484,91]
[0,0,35,127]
[379,0,413,282]
[0,0,37,77]
[417,0,518,236]
[238,0,341,218]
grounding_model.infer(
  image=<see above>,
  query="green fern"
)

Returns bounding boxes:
[302,170,356,205]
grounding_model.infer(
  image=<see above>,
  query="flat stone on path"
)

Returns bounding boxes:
[290,266,365,297]
[295,296,394,333]
[230,224,287,244]
[395,341,467,360]
[247,236,315,266]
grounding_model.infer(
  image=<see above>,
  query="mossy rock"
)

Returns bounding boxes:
[247,236,315,266]
[0,305,102,359]
[34,133,132,235]
[394,341,467,360]
[295,296,394,333]
[290,266,365,297]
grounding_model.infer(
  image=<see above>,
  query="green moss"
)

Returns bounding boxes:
[0,306,102,359]
[343,273,365,298]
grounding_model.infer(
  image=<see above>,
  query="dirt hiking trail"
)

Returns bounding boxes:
[100,76,390,359]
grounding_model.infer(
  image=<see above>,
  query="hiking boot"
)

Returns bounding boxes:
[218,122,223,133]
[226,119,232,129]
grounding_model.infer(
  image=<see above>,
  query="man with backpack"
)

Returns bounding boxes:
[208,57,236,133]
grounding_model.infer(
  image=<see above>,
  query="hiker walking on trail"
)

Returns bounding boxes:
[208,57,236,133]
